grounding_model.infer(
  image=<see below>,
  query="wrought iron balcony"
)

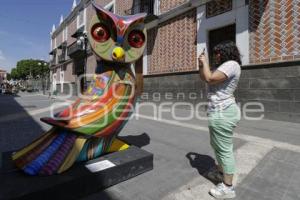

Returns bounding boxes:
[50,58,56,66]
[125,0,157,17]
[49,48,57,56]
[67,41,85,58]
[57,41,67,50]
[58,54,66,63]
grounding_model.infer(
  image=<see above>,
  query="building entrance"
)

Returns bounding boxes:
[208,24,236,66]
[73,58,85,95]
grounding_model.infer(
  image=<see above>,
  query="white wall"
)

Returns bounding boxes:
[60,70,64,92]
[142,47,148,75]
[196,0,249,66]
[52,73,57,92]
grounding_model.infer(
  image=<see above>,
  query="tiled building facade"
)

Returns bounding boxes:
[50,0,300,122]
[0,68,7,85]
[249,0,300,63]
[146,10,197,74]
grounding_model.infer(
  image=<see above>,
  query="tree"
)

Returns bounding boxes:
[11,68,19,80]
[10,59,49,80]
[6,73,11,81]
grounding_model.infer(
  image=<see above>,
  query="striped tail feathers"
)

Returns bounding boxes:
[12,128,55,161]
[12,131,131,176]
[13,131,59,170]
[12,128,88,176]
[57,137,87,174]
[22,133,68,175]
[12,128,130,175]
[39,134,77,175]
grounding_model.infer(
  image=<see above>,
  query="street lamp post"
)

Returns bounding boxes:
[83,32,88,91]
[77,32,88,93]
[30,65,32,79]
[38,61,49,95]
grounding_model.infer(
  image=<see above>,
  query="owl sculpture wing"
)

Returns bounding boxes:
[12,1,147,176]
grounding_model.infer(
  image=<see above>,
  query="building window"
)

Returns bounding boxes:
[206,0,232,18]
[140,0,155,15]
[127,0,158,15]
[77,9,85,29]
[208,24,236,66]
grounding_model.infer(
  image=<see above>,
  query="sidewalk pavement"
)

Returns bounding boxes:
[85,104,300,200]
[0,93,299,200]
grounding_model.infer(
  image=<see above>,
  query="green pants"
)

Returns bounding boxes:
[208,104,241,174]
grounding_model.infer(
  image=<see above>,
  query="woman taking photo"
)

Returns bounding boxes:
[198,41,241,199]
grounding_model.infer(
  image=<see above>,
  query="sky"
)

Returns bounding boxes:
[0,0,75,73]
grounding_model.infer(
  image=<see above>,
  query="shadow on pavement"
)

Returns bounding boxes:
[186,152,220,184]
[82,190,120,200]
[0,94,45,152]
[119,133,150,148]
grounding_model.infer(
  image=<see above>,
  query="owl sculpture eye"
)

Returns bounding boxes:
[88,2,147,63]
[91,23,110,42]
[128,30,145,48]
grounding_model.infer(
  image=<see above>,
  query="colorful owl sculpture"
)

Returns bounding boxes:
[12,1,147,176]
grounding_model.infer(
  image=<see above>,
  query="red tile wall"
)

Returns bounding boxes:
[67,18,77,45]
[94,0,113,7]
[160,0,188,13]
[56,31,63,47]
[249,0,300,64]
[147,9,197,75]
[115,0,134,15]
[64,62,76,82]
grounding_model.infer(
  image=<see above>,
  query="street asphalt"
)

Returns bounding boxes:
[0,92,299,200]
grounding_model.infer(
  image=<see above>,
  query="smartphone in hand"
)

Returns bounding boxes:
[198,48,205,69]
[202,48,205,55]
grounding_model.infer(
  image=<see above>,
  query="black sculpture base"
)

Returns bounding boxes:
[0,146,153,200]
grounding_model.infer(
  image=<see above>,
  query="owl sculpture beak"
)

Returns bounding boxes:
[112,47,125,62]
